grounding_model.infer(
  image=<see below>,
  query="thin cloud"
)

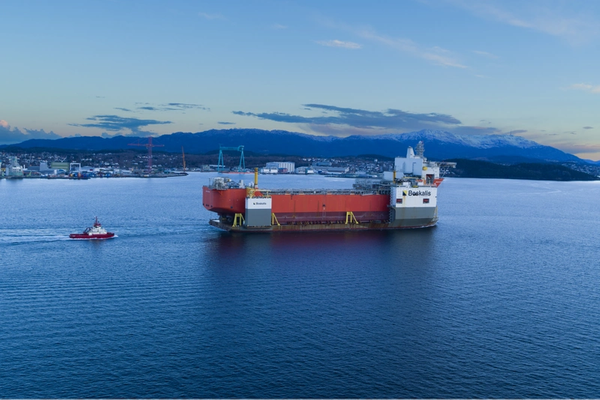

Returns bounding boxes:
[451,126,503,135]
[234,104,462,134]
[583,126,594,129]
[315,16,467,68]
[448,0,600,45]
[358,28,467,68]
[472,50,499,59]
[568,83,600,93]
[272,24,287,30]
[233,104,532,137]
[300,124,390,137]
[199,12,224,20]
[218,121,236,125]
[317,40,362,49]
[549,142,600,155]
[0,121,61,144]
[70,115,172,136]
[165,102,208,110]
[118,103,209,112]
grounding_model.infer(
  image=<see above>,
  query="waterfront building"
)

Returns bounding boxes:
[6,157,24,178]
[264,161,295,174]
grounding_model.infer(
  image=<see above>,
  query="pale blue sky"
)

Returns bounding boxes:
[2,0,600,158]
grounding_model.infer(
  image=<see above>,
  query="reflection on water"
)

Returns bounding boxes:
[205,228,436,260]
[2,175,600,398]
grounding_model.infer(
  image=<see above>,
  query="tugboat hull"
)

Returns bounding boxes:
[69,233,115,240]
[70,217,115,239]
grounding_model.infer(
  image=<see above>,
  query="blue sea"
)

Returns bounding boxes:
[1,173,600,398]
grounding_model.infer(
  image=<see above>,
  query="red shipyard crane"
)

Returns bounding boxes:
[128,137,164,173]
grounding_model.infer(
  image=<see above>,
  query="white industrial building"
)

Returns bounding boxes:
[260,167,278,174]
[263,161,295,174]
[5,157,24,178]
[295,166,316,174]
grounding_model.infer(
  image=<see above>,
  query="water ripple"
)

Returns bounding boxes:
[2,175,600,397]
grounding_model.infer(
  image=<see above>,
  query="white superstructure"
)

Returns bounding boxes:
[6,157,24,178]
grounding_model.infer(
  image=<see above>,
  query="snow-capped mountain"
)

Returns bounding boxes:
[4,128,582,163]
[380,130,541,149]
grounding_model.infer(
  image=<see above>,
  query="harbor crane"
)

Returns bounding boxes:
[128,137,164,173]
[217,145,245,172]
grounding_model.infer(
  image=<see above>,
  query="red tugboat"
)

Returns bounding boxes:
[70,217,115,240]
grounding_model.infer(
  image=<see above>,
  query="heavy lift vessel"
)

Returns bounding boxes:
[202,142,446,232]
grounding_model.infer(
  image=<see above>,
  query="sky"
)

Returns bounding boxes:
[2,0,600,159]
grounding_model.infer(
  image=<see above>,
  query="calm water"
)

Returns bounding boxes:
[1,173,600,398]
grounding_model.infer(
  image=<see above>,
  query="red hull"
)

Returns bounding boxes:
[203,187,246,214]
[203,187,391,220]
[69,233,115,239]
[271,193,389,223]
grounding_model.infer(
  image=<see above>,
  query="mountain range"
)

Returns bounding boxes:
[2,128,585,164]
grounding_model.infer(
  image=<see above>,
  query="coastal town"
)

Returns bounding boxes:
[0,149,395,179]
[3,146,599,181]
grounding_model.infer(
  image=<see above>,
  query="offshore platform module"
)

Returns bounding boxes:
[203,142,448,232]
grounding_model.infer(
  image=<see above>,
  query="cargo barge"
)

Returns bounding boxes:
[203,142,446,232]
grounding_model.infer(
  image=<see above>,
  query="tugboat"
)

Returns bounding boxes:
[70,217,115,240]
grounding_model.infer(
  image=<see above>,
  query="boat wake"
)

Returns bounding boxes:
[0,227,119,246]
[0,234,72,246]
